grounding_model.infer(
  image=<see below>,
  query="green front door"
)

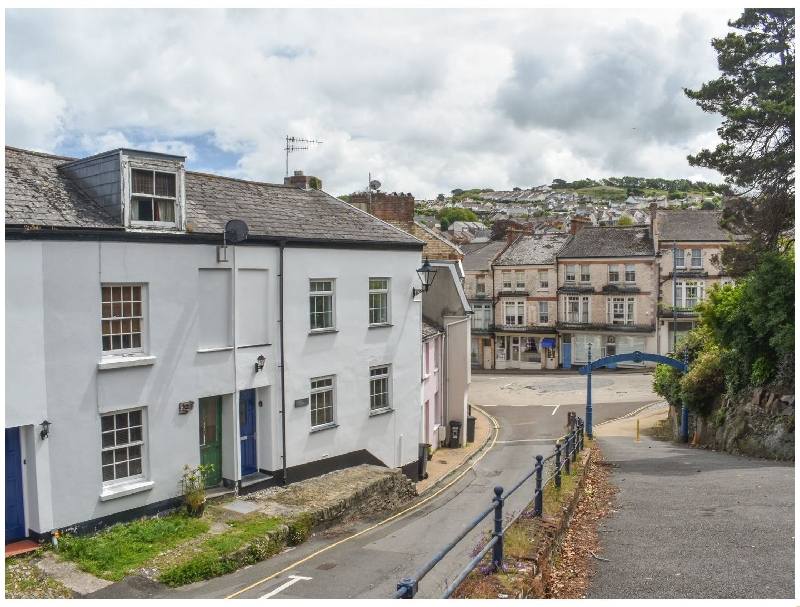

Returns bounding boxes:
[199,396,222,486]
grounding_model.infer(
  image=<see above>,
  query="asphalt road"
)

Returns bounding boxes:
[163,371,661,600]
[588,423,795,600]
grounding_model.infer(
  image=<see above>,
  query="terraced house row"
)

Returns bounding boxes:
[463,208,738,370]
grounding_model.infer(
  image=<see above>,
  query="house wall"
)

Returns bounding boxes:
[422,336,443,447]
[281,246,421,472]
[444,316,470,447]
[6,238,421,535]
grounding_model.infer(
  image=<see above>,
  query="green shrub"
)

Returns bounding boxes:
[680,350,725,417]
[287,513,314,546]
[158,554,239,587]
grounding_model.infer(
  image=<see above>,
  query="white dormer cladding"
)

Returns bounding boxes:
[121,151,186,230]
[57,148,186,231]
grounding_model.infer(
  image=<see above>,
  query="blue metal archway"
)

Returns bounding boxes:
[577,349,689,441]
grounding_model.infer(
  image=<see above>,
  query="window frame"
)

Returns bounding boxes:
[565,264,576,283]
[101,408,146,487]
[309,279,335,332]
[565,295,590,323]
[504,300,525,325]
[607,296,635,325]
[690,249,702,268]
[580,265,590,283]
[471,302,492,331]
[502,271,512,290]
[538,301,549,324]
[101,284,145,355]
[608,265,620,283]
[538,270,549,290]
[310,375,335,429]
[675,249,686,268]
[476,275,486,295]
[368,278,390,326]
[624,264,636,283]
[515,270,525,291]
[130,168,178,226]
[369,365,392,414]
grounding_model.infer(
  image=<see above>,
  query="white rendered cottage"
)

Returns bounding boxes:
[5,146,424,541]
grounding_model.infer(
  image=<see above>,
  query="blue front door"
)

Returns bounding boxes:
[5,427,26,542]
[239,390,257,476]
[563,344,572,368]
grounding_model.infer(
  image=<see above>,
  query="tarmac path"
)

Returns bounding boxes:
[590,406,795,600]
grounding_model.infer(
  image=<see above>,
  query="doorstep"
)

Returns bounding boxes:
[6,539,40,558]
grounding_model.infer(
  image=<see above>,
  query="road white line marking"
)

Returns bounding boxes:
[550,405,560,416]
[261,575,312,599]
[496,438,556,444]
[501,383,515,389]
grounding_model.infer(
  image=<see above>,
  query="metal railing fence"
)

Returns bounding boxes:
[393,416,586,599]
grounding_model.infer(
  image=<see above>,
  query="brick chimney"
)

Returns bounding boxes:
[350,191,415,224]
[284,170,321,190]
[570,217,591,235]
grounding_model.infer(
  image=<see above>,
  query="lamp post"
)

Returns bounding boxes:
[660,241,690,443]
[585,343,593,439]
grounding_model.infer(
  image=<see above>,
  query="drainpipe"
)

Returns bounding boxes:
[232,244,241,494]
[279,242,288,484]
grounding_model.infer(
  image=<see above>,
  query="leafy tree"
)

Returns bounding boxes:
[698,247,794,390]
[451,188,465,197]
[616,215,634,226]
[436,193,445,203]
[684,9,795,276]
[438,207,478,225]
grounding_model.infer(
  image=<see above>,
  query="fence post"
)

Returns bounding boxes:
[396,578,417,599]
[579,420,585,451]
[492,486,504,570]
[571,428,578,463]
[533,455,544,517]
[554,442,562,489]
[564,433,571,475]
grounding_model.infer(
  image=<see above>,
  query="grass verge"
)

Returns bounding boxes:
[57,512,209,581]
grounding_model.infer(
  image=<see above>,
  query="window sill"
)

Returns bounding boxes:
[369,408,394,417]
[309,329,338,335]
[100,480,154,501]
[98,355,157,370]
[238,343,272,349]
[310,423,338,433]
[368,323,393,329]
[197,346,233,353]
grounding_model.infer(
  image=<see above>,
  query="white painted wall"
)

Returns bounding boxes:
[6,238,421,534]
[281,246,422,471]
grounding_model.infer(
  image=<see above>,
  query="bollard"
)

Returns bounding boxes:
[635,418,641,443]
[492,486,504,569]
[554,443,562,489]
[533,455,544,517]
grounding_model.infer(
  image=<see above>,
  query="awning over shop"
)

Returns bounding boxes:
[541,338,556,348]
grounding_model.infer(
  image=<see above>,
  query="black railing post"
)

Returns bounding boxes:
[565,433,572,475]
[533,455,544,517]
[579,420,585,451]
[571,428,578,463]
[396,578,417,599]
[492,486,504,569]
[554,443,562,489]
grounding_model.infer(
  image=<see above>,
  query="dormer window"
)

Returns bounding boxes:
[131,169,176,224]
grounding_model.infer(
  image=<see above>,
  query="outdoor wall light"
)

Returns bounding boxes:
[40,420,51,440]
[412,257,437,298]
[255,354,266,373]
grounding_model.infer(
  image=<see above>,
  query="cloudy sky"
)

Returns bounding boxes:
[6,7,742,199]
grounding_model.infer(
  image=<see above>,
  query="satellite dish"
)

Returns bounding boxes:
[225,219,249,244]
[369,180,381,191]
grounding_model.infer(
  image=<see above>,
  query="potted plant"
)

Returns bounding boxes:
[180,463,214,517]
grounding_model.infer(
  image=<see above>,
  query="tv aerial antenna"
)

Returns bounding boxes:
[368,173,381,205]
[285,136,323,177]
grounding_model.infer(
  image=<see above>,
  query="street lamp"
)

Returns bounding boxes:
[413,258,437,298]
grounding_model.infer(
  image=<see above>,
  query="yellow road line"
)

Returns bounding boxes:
[224,406,500,599]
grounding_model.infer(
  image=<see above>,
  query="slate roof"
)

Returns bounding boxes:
[461,240,508,271]
[422,319,443,341]
[6,146,421,247]
[5,147,119,228]
[656,209,733,243]
[557,226,654,259]
[494,233,570,266]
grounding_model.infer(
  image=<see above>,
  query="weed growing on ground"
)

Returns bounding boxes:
[56,513,209,581]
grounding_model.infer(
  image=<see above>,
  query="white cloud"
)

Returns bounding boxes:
[5,73,66,152]
[5,8,737,197]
